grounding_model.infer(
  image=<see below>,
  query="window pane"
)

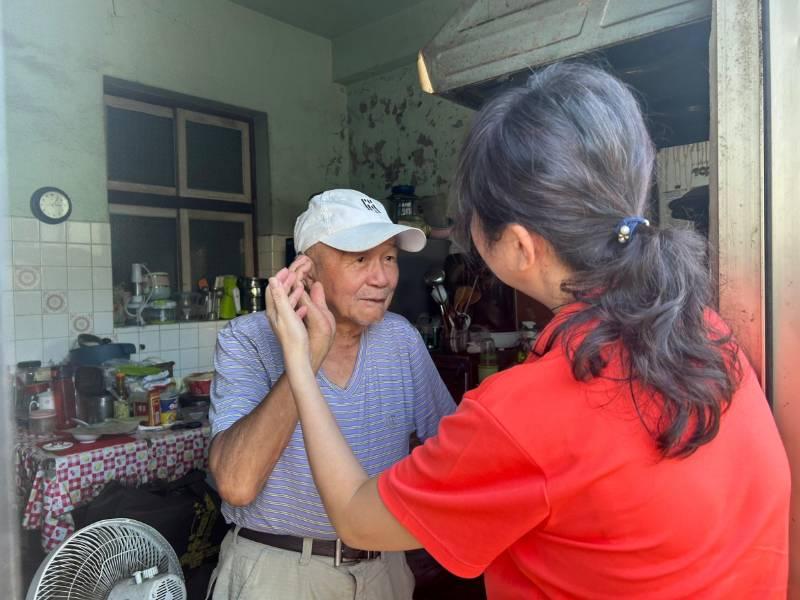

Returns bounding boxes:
[110,214,179,294]
[186,121,244,194]
[185,120,244,194]
[189,218,246,289]
[106,106,175,187]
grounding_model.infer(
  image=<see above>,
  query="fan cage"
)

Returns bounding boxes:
[29,518,183,600]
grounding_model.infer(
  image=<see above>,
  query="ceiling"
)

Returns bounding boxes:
[230,0,428,38]
[444,20,712,149]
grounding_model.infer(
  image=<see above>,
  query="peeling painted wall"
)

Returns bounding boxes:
[346,63,473,225]
[2,0,349,234]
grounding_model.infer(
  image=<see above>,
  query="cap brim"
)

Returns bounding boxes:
[320,223,427,253]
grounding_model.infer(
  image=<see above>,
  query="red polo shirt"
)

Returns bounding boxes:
[378,307,789,599]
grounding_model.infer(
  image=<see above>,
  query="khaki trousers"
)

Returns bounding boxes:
[207,528,415,600]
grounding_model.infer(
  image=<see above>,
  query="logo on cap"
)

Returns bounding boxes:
[360,198,381,214]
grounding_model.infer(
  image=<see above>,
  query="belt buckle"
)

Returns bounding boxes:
[333,539,380,567]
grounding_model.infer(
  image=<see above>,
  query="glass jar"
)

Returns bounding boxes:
[478,338,498,382]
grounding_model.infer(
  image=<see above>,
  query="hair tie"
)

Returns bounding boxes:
[616,216,650,243]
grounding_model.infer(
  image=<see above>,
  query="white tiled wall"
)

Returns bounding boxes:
[7,218,114,366]
[4,218,225,379]
[257,234,289,277]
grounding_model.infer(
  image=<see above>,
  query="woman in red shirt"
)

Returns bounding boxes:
[266,63,790,599]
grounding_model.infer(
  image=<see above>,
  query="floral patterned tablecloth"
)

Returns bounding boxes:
[15,424,211,550]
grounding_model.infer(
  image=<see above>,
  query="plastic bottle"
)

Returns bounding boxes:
[478,337,498,382]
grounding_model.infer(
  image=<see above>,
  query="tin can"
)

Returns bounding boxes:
[147,387,162,426]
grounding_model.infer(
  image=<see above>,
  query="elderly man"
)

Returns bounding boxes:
[206,189,456,600]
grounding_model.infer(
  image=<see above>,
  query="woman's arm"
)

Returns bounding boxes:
[267,270,421,550]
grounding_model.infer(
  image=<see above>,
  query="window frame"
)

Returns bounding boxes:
[176,108,252,204]
[179,209,254,291]
[109,204,254,292]
[104,94,178,197]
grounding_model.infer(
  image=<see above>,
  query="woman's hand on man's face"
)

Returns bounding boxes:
[266,269,310,362]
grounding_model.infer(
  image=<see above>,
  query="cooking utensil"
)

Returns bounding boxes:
[453,286,471,313]
[464,276,479,310]
[75,365,105,395]
[69,343,136,366]
[80,391,115,424]
[67,418,140,443]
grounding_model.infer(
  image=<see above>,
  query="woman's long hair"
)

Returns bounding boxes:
[455,63,740,457]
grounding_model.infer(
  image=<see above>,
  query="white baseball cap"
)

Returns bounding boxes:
[293,189,427,254]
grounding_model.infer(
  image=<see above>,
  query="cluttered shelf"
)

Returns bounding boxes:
[16,421,212,551]
[14,355,215,551]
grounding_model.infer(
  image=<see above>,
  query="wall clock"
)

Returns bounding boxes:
[30,187,72,224]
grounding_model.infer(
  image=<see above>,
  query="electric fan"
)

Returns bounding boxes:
[26,518,186,600]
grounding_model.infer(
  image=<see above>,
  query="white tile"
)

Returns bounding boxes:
[41,266,68,290]
[11,217,39,242]
[15,339,43,362]
[14,291,41,316]
[90,222,111,244]
[67,290,93,313]
[179,326,198,348]
[160,349,181,367]
[92,267,112,290]
[257,236,270,253]
[90,244,111,267]
[12,242,41,266]
[159,328,181,351]
[0,292,14,330]
[66,244,91,267]
[41,243,67,266]
[179,347,198,369]
[40,222,66,243]
[3,342,16,366]
[69,313,93,335]
[66,221,91,244]
[115,330,139,348]
[42,314,68,338]
[198,325,218,348]
[0,265,12,291]
[270,235,288,252]
[42,290,67,314]
[67,267,92,290]
[93,289,113,312]
[198,346,215,368]
[13,266,41,290]
[14,315,42,340]
[139,330,160,353]
[93,311,114,334]
[42,337,69,365]
[158,322,179,331]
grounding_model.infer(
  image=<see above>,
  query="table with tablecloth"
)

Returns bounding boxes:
[15,423,211,551]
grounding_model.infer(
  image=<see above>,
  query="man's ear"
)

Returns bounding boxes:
[504,224,537,272]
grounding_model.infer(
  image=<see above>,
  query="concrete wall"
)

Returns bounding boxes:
[346,62,473,223]
[3,0,349,233]
[332,0,463,84]
[1,0,349,372]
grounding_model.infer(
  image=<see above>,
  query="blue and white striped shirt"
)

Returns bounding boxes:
[210,311,456,538]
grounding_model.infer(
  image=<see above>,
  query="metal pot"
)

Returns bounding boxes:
[79,391,115,424]
[69,343,136,366]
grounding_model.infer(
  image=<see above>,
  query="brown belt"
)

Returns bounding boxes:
[236,527,381,565]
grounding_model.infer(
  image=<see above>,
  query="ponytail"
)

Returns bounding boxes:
[553,226,741,457]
